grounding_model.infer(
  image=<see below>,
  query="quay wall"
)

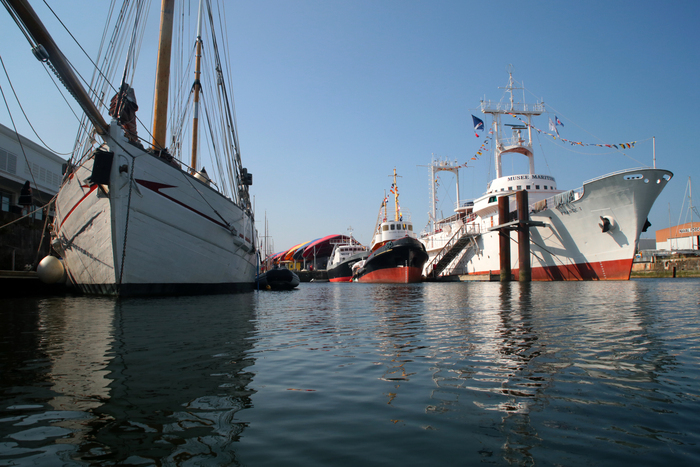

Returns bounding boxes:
[631,256,700,278]
[0,211,51,271]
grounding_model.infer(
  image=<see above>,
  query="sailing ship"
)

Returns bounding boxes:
[353,169,428,283]
[420,71,673,281]
[5,0,258,295]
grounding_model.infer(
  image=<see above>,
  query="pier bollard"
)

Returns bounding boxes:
[517,190,531,282]
[498,196,511,282]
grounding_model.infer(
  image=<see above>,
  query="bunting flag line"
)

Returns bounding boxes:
[549,118,559,138]
[469,136,491,161]
[507,113,637,149]
[472,115,484,137]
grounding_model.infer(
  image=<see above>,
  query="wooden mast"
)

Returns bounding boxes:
[190,0,204,172]
[151,0,175,150]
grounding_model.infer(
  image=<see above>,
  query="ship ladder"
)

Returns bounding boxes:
[427,224,480,279]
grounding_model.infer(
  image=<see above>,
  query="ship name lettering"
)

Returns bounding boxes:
[531,175,555,181]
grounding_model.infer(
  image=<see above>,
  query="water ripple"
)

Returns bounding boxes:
[1,280,699,466]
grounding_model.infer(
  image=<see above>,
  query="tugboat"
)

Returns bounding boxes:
[326,232,369,282]
[354,169,428,283]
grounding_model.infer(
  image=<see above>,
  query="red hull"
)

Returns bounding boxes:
[526,258,633,281]
[473,258,633,281]
[357,266,423,284]
[329,276,352,283]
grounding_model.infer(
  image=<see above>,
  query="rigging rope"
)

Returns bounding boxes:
[0,56,73,155]
[0,81,42,205]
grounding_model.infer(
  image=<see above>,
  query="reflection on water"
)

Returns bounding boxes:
[1,280,699,466]
[0,294,256,465]
[369,285,425,385]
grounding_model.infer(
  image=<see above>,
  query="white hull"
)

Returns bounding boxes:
[422,168,672,280]
[53,127,257,295]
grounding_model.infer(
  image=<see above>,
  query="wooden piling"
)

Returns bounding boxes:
[516,190,531,282]
[498,196,511,282]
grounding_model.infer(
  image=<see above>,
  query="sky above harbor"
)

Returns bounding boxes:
[1,0,699,253]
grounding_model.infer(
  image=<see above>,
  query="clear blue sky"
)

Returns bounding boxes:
[2,0,698,253]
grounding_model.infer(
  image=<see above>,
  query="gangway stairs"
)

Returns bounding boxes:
[425,224,480,279]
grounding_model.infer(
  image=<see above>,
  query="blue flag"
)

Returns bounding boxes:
[472,115,484,137]
[555,116,564,126]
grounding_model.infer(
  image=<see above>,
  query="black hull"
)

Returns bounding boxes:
[257,268,300,290]
[327,251,369,282]
[355,237,428,283]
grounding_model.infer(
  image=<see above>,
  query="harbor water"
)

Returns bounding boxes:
[1,279,699,466]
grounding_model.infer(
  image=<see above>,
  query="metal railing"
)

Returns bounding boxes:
[480,100,545,115]
[424,222,480,277]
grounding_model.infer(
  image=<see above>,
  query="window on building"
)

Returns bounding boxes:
[0,148,18,174]
[0,190,11,212]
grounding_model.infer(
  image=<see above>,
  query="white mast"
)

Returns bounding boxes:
[480,66,543,179]
[424,157,461,233]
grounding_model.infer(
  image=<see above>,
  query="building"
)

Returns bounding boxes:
[655,221,700,251]
[0,122,65,217]
[1,123,66,270]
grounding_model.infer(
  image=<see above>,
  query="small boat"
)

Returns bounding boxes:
[354,169,428,283]
[257,266,300,290]
[326,234,369,282]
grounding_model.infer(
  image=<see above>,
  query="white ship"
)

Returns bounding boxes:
[7,0,257,295]
[421,72,672,281]
[326,233,369,283]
